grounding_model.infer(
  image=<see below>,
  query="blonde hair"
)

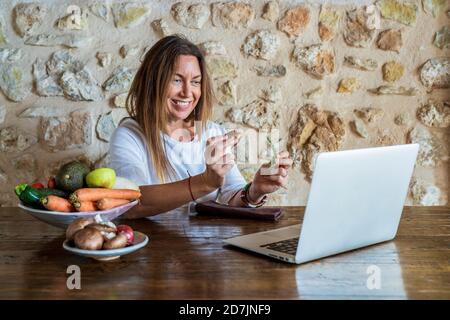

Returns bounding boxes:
[126,35,214,183]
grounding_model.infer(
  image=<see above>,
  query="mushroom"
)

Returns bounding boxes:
[103,233,128,250]
[87,223,116,233]
[74,227,104,250]
[87,223,117,241]
[66,217,95,241]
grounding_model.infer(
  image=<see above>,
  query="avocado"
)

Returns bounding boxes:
[55,161,90,192]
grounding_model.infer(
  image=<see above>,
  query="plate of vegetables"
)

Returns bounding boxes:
[63,216,149,261]
[18,199,139,229]
[15,163,142,229]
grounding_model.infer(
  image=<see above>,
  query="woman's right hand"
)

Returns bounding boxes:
[201,131,241,189]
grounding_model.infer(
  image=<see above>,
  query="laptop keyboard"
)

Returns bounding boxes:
[260,237,299,255]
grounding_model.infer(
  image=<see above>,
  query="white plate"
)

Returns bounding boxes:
[63,231,149,261]
[19,200,138,229]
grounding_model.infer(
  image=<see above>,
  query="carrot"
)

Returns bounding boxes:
[73,200,97,212]
[97,198,130,210]
[41,195,74,212]
[70,188,141,203]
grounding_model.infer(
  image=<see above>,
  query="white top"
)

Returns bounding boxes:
[108,118,246,216]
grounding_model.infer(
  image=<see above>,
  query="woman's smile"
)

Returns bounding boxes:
[170,99,193,111]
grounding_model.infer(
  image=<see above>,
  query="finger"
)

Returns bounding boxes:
[263,167,287,177]
[277,150,290,159]
[205,137,229,162]
[260,158,290,174]
[210,130,242,146]
[212,141,232,161]
[207,149,224,164]
[220,153,237,171]
[278,167,287,177]
[205,146,224,164]
[279,178,288,189]
[224,129,243,140]
[265,175,285,185]
[207,133,239,149]
[210,135,240,154]
[260,163,279,175]
[215,136,241,158]
[206,135,226,147]
[260,158,277,168]
[277,175,289,188]
[225,135,241,149]
[277,150,290,158]
[215,152,235,166]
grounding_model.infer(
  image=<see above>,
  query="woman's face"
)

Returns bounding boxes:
[166,54,202,123]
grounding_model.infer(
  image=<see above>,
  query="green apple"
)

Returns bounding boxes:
[85,168,116,189]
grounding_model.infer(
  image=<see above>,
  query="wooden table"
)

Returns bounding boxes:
[0,206,449,300]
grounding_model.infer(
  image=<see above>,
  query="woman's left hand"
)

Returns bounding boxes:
[248,151,293,202]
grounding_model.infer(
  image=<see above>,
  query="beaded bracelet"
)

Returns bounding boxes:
[240,182,267,208]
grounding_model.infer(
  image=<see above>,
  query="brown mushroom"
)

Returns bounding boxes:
[66,217,95,241]
[103,233,128,250]
[87,223,117,241]
[74,227,104,250]
[87,223,116,233]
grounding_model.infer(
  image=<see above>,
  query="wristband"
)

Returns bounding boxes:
[240,182,267,208]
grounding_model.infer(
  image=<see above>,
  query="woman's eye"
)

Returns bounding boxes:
[192,81,201,86]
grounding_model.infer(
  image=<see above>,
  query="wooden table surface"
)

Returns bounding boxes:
[0,206,449,300]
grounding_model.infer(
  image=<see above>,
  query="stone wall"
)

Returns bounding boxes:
[0,0,448,207]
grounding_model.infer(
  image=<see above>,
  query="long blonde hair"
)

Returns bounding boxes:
[126,35,214,183]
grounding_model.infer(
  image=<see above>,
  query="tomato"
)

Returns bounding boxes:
[47,177,56,189]
[116,225,134,245]
[31,182,44,189]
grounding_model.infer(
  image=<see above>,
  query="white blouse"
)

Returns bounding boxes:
[108,118,246,216]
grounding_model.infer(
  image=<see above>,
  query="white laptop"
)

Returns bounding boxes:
[224,144,419,264]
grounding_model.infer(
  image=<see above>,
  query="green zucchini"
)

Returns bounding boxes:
[38,188,68,198]
[15,184,68,209]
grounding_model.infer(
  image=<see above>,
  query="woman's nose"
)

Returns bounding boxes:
[181,81,192,97]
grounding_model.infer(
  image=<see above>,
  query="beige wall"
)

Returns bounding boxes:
[0,0,448,207]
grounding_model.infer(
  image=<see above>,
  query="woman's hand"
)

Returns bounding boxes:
[201,132,241,189]
[248,151,293,202]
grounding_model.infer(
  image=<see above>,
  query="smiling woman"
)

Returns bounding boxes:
[124,35,214,182]
[108,35,292,219]
[167,55,202,126]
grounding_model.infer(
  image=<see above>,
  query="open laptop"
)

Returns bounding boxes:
[224,144,419,264]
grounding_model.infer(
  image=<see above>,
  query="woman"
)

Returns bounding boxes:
[109,35,292,219]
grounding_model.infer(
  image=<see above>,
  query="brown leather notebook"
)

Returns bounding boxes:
[195,200,284,221]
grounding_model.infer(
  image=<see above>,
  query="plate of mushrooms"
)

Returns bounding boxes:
[63,215,149,261]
